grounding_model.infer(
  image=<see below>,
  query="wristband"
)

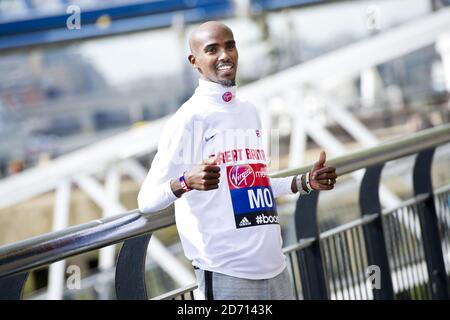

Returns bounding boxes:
[179,172,191,192]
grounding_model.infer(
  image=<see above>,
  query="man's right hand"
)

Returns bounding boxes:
[184,153,221,190]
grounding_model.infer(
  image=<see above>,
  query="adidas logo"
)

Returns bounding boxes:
[238,217,251,227]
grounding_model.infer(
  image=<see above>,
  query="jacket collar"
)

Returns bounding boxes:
[194,78,237,105]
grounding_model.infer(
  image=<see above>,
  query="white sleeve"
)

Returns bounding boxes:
[137,114,190,213]
[270,176,295,197]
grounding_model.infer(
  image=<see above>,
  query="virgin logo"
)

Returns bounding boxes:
[222,91,232,102]
[229,165,255,188]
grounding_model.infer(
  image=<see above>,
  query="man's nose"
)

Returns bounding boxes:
[218,49,231,61]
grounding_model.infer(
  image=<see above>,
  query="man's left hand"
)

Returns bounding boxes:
[309,151,337,191]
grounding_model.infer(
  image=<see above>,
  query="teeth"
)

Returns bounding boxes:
[217,65,232,71]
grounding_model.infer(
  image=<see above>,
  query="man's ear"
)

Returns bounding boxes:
[188,54,202,74]
[188,54,196,68]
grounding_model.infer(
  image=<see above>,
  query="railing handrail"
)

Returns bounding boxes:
[0,207,175,278]
[0,124,449,279]
[272,123,450,177]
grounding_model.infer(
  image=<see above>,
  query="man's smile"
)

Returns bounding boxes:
[216,62,234,73]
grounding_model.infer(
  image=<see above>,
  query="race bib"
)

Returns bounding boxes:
[226,163,279,229]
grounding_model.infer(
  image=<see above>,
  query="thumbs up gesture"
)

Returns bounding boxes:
[309,151,337,191]
[183,153,221,191]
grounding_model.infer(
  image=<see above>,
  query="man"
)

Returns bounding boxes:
[138,21,337,300]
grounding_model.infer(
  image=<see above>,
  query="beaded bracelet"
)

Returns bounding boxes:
[306,171,313,191]
[296,174,311,195]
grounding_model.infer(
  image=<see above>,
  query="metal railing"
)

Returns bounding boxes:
[0,124,449,300]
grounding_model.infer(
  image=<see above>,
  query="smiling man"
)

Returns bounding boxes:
[188,21,237,86]
[138,21,337,300]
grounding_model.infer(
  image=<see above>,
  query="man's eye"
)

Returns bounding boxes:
[227,43,235,49]
[206,47,216,53]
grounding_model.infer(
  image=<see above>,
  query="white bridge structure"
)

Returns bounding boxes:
[0,7,450,299]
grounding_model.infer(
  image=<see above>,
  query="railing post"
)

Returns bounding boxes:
[413,148,449,299]
[359,164,394,299]
[295,191,329,299]
[0,272,29,300]
[115,233,152,300]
